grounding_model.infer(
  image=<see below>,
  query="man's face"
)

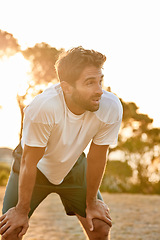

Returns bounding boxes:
[70,66,104,114]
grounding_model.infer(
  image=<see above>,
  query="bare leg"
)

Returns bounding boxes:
[1,227,22,240]
[76,214,111,240]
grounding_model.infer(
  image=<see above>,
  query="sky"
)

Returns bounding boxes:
[0,0,160,148]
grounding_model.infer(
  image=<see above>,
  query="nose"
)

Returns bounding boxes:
[95,83,103,96]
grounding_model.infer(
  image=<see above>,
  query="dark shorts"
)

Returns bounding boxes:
[2,144,103,218]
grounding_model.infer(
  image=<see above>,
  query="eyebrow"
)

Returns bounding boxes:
[84,74,104,82]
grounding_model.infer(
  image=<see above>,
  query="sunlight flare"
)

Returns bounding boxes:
[0,53,31,148]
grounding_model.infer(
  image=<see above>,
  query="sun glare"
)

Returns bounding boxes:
[0,53,31,148]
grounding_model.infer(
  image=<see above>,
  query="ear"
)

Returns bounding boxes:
[60,81,73,95]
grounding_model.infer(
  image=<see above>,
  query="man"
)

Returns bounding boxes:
[0,47,123,240]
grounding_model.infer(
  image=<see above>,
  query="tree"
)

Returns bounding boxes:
[107,96,160,193]
[101,160,133,193]
[0,31,63,141]
[0,29,20,58]
[17,43,63,139]
[22,42,63,85]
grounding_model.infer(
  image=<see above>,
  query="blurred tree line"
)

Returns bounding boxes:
[101,97,160,194]
[0,29,160,193]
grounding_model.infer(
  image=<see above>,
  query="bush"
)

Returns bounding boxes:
[0,162,11,186]
[100,160,133,193]
[101,175,132,193]
[101,173,160,194]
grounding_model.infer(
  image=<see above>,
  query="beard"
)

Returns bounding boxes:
[71,89,102,112]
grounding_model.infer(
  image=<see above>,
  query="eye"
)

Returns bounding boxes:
[86,80,94,86]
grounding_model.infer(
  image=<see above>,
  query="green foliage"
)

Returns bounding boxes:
[105,160,132,179]
[101,176,132,193]
[102,95,160,194]
[17,43,63,139]
[121,136,150,153]
[120,99,153,129]
[101,160,133,193]
[0,162,10,186]
[0,29,20,58]
[101,160,160,194]
[22,42,63,84]
[121,101,138,122]
[146,128,160,144]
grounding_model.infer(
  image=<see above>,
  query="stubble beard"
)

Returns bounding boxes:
[72,91,101,112]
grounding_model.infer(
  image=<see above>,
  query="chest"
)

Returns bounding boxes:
[50,112,101,146]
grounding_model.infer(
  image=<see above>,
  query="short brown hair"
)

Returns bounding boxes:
[55,46,106,85]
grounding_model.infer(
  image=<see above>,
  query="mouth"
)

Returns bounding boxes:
[91,97,101,105]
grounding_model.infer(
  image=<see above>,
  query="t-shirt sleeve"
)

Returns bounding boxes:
[93,119,122,146]
[21,95,55,148]
[93,91,123,146]
[21,115,53,148]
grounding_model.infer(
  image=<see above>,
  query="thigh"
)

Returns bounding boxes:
[28,169,52,217]
[2,168,50,218]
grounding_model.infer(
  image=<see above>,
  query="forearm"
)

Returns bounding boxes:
[85,143,111,230]
[15,145,45,214]
[16,159,37,214]
[86,152,107,205]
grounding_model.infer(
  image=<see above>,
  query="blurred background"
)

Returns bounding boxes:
[0,0,160,195]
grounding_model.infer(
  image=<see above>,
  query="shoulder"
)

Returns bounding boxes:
[95,90,123,123]
[24,83,63,124]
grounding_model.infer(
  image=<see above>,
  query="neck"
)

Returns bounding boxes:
[63,93,85,115]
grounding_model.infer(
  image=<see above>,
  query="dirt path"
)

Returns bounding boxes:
[0,187,160,240]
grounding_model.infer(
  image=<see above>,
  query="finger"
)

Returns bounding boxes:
[0,223,10,236]
[103,216,112,228]
[18,224,29,237]
[0,219,7,228]
[104,204,110,212]
[105,211,112,220]
[2,225,15,239]
[0,215,6,222]
[106,207,110,212]
[87,217,94,232]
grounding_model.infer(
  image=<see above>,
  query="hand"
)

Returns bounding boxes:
[0,207,29,238]
[86,199,112,231]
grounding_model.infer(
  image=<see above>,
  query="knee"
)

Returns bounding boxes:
[92,218,111,240]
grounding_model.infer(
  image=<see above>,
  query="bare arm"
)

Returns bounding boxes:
[0,144,45,238]
[86,142,112,231]
[17,145,45,213]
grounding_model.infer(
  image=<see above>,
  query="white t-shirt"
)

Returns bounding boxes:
[21,83,123,184]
